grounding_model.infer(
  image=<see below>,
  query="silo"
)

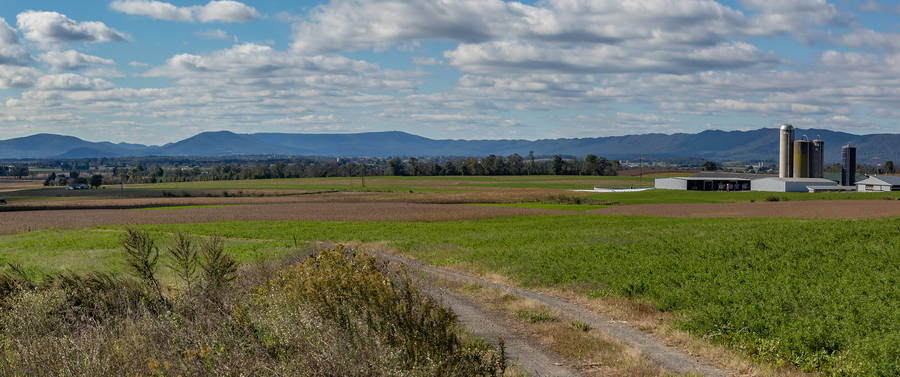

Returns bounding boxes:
[793,140,810,178]
[779,124,794,178]
[842,144,856,186]
[810,139,824,178]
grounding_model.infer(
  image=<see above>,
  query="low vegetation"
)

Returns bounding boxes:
[112,216,897,377]
[0,231,505,376]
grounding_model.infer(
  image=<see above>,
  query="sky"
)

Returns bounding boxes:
[0,0,899,145]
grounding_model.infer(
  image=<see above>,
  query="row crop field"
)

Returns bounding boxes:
[5,174,900,206]
[1,215,897,375]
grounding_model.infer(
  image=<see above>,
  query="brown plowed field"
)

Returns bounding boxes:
[587,200,900,218]
[0,202,563,235]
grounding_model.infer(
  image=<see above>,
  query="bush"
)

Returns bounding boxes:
[0,243,505,376]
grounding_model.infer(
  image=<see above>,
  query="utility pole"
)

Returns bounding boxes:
[640,153,644,182]
[360,160,366,188]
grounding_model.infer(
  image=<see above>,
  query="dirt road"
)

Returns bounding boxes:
[374,250,730,377]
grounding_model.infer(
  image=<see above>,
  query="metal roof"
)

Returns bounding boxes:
[691,172,776,180]
[663,177,751,181]
[753,177,837,183]
[856,175,900,185]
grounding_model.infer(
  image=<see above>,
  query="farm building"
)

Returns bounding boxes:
[856,176,900,192]
[655,172,777,192]
[654,174,753,191]
[751,178,838,193]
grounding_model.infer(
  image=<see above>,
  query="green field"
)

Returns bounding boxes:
[584,189,900,205]
[2,215,898,375]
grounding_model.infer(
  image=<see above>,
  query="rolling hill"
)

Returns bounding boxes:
[0,129,897,164]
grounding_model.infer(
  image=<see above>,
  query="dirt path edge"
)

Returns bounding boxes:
[372,250,730,377]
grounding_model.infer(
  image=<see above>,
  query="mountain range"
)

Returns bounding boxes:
[1,128,897,164]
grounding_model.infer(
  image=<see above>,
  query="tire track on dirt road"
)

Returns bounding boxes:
[421,285,581,377]
[372,250,730,377]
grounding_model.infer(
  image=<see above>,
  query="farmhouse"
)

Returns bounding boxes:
[856,175,900,192]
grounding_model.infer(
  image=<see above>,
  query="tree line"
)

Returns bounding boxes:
[28,153,620,185]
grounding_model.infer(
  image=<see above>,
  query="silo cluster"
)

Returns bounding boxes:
[778,124,824,179]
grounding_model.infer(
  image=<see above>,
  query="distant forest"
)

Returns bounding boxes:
[14,153,621,186]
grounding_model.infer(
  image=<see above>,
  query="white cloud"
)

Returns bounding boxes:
[128,61,149,67]
[195,1,258,23]
[0,65,40,88]
[0,17,32,65]
[40,50,114,71]
[291,0,747,55]
[446,40,777,74]
[195,29,236,42]
[858,1,883,12]
[16,11,126,44]
[35,73,115,90]
[831,29,900,51]
[109,0,192,22]
[110,0,258,23]
[412,56,440,66]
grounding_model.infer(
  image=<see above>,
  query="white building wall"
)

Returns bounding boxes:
[857,184,891,192]
[751,178,786,192]
[753,178,837,192]
[655,178,687,190]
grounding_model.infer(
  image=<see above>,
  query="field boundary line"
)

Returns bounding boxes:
[370,249,730,377]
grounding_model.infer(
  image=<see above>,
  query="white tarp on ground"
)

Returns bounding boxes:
[571,188,654,193]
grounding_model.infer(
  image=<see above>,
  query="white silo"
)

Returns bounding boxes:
[779,124,794,178]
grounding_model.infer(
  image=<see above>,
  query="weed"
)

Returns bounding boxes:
[199,235,237,292]
[121,227,166,307]
[167,232,199,293]
[516,309,557,323]
[570,320,591,332]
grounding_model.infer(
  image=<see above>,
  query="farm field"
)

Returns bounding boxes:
[1,215,898,376]
[2,175,899,376]
[3,175,900,209]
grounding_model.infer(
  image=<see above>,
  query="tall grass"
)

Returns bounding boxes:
[0,238,505,376]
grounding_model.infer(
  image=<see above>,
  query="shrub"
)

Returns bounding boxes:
[167,232,199,293]
[199,235,238,292]
[121,227,166,306]
[0,246,505,376]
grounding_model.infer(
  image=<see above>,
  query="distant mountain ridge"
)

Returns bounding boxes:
[0,129,897,164]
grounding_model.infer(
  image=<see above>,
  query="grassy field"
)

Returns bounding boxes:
[4,174,899,207]
[2,215,897,375]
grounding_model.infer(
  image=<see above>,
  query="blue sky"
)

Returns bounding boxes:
[0,0,898,144]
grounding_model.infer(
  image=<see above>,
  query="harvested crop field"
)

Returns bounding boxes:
[588,199,900,218]
[0,201,563,235]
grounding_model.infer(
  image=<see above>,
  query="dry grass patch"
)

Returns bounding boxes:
[433,275,667,377]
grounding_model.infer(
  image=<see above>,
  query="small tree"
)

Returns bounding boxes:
[552,155,564,175]
[703,161,718,171]
[885,161,895,174]
[199,235,238,292]
[89,174,103,188]
[167,232,199,294]
[122,228,167,306]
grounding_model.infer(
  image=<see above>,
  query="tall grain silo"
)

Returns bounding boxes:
[793,140,811,178]
[779,124,794,178]
[842,144,856,186]
[810,139,824,178]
